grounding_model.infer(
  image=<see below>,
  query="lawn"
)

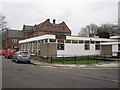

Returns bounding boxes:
[31,56,111,65]
[51,60,108,65]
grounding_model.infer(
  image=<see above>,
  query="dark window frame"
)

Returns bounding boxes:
[95,44,100,50]
[84,44,90,50]
[57,44,64,50]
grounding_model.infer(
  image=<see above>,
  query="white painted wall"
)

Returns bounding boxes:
[112,45,118,52]
[112,45,118,56]
[57,43,100,57]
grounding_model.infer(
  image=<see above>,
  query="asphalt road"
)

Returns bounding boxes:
[1,56,119,88]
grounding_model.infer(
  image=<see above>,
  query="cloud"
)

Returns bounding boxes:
[0,0,118,35]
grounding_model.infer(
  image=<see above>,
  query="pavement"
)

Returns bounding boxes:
[31,59,120,68]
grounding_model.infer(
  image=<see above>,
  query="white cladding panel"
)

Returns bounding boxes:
[112,45,118,52]
[57,44,100,57]
[19,34,117,44]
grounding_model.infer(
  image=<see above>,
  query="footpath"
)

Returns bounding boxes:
[31,60,120,68]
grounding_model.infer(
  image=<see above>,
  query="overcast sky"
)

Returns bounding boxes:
[0,0,119,35]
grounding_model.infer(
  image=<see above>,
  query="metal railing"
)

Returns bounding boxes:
[31,54,120,64]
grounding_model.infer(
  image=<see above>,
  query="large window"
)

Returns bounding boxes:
[84,44,90,50]
[95,41,100,50]
[49,39,56,42]
[57,44,64,50]
[95,44,100,50]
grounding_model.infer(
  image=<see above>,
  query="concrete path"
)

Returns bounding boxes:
[31,60,120,68]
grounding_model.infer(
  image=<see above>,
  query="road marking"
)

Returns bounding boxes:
[33,64,119,82]
[33,64,120,69]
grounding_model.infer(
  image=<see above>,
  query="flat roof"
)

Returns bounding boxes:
[101,42,120,45]
[110,36,120,39]
[19,34,117,44]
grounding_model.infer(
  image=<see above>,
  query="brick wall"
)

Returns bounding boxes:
[33,19,71,37]
[5,38,25,50]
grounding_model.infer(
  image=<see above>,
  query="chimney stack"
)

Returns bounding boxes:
[46,19,50,21]
[53,19,56,24]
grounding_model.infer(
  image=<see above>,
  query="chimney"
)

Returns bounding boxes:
[46,19,50,22]
[89,34,94,37]
[53,19,56,24]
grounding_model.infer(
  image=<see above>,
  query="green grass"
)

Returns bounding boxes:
[31,56,111,65]
[52,60,108,65]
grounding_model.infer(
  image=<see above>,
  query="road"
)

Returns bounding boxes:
[1,56,119,88]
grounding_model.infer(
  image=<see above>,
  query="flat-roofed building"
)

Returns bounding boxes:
[19,34,117,57]
[101,36,120,57]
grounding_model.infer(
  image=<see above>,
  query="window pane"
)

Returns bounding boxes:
[45,39,48,43]
[58,39,64,43]
[38,40,41,43]
[57,44,64,50]
[91,41,94,44]
[118,44,120,50]
[38,44,41,49]
[72,40,78,43]
[65,40,71,43]
[40,40,44,43]
[85,41,89,44]
[20,52,28,55]
[95,44,100,50]
[9,50,16,52]
[84,44,90,50]
[49,39,56,42]
[79,40,83,44]
[96,41,100,44]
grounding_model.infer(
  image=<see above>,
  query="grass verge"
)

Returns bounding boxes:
[52,60,108,64]
[31,56,111,65]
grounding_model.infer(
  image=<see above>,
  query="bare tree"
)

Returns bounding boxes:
[0,13,7,33]
[79,23,119,37]
[78,24,98,37]
[78,28,89,37]
[97,23,119,36]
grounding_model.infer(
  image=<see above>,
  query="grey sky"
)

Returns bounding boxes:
[0,0,119,35]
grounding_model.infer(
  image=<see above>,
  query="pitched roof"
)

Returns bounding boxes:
[7,30,26,38]
[51,23,62,27]
[22,19,71,34]
[23,25,33,31]
[33,23,43,29]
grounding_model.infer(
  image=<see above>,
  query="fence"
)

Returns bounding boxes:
[31,54,120,64]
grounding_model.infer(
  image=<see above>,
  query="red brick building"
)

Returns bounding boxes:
[1,19,71,50]
[1,30,26,50]
[23,19,71,38]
